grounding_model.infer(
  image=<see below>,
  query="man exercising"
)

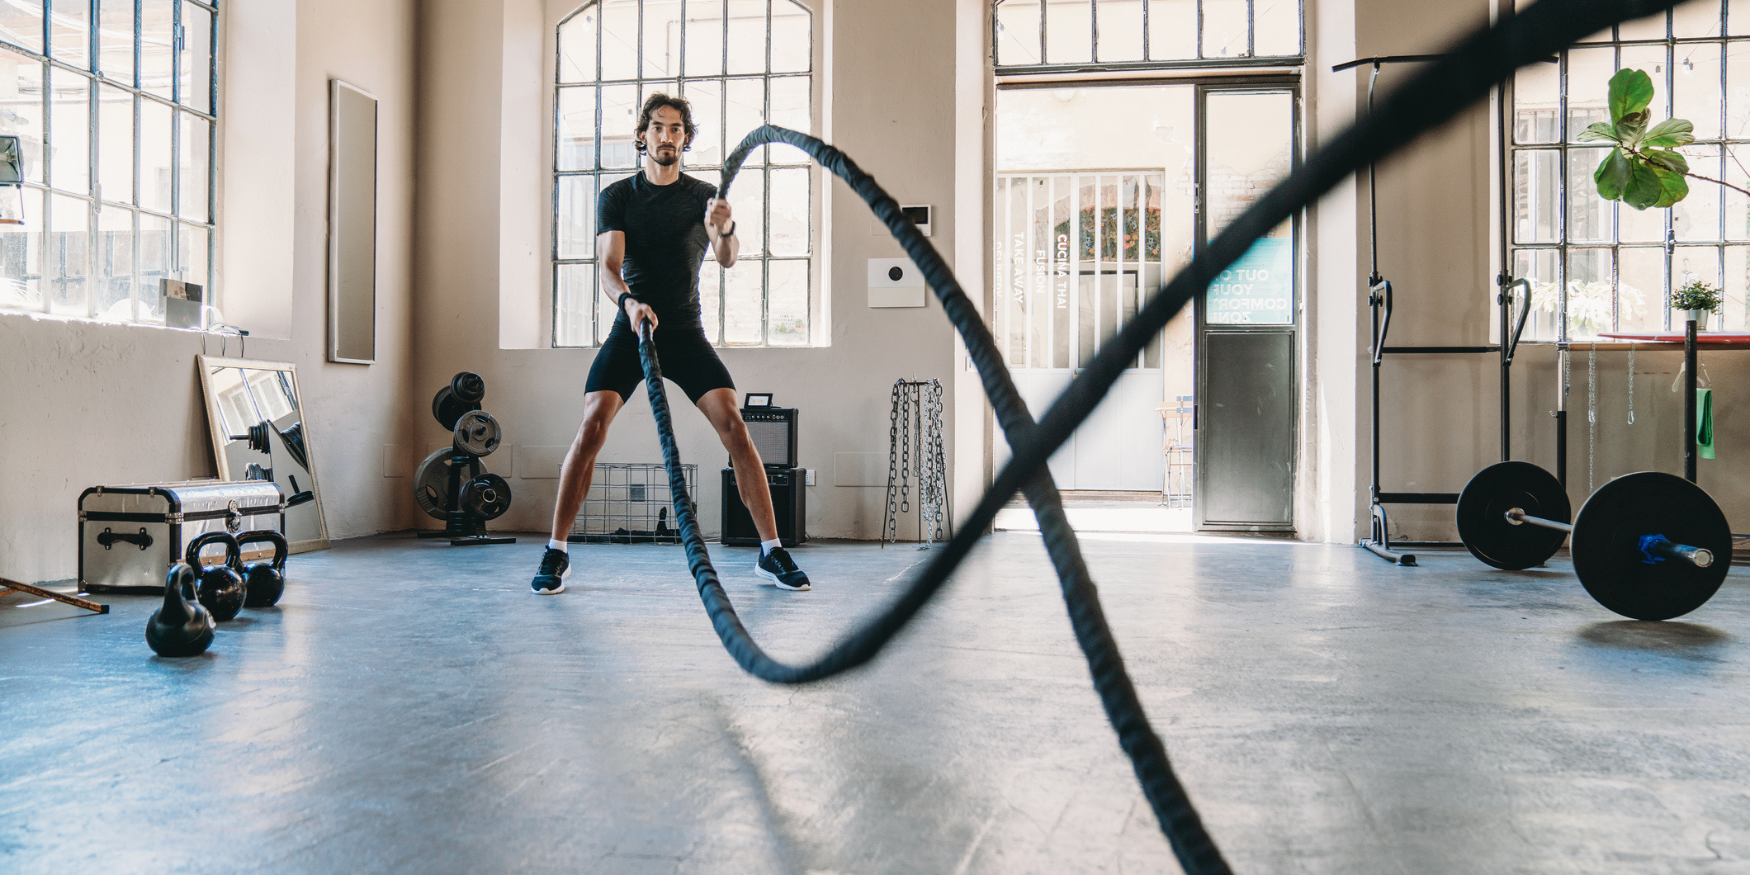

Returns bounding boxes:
[532,93,811,595]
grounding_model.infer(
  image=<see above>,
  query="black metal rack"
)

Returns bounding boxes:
[1338,55,1530,566]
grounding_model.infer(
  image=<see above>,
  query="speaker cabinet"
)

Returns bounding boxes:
[741,406,799,469]
[721,467,806,547]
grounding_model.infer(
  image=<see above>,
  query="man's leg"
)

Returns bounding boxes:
[533,390,625,594]
[695,388,810,590]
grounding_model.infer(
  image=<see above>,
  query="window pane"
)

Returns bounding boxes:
[1616,247,1662,334]
[1728,155,1750,241]
[681,78,722,166]
[1673,246,1721,328]
[1095,0,1142,63]
[557,85,597,170]
[724,76,763,164]
[0,50,44,185]
[558,6,597,83]
[1514,62,1559,143]
[722,258,761,343]
[1729,42,1750,138]
[1256,0,1300,56]
[1202,0,1248,59]
[97,84,131,203]
[47,193,88,316]
[1618,9,1666,41]
[557,174,595,259]
[768,166,807,256]
[600,0,636,80]
[768,75,808,161]
[1567,47,1614,140]
[1567,147,1610,243]
[98,0,132,84]
[1515,248,1561,340]
[177,221,207,293]
[0,0,43,54]
[733,168,763,256]
[1675,0,1722,37]
[1734,0,1750,35]
[996,0,1041,66]
[1146,0,1194,60]
[140,97,171,212]
[137,211,168,322]
[1619,187,1666,242]
[555,263,593,346]
[140,0,173,100]
[95,204,130,320]
[725,0,766,76]
[638,79,677,112]
[49,0,89,68]
[1618,45,1667,114]
[1674,145,1720,242]
[178,111,209,222]
[643,0,682,79]
[1674,43,1723,140]
[767,259,806,344]
[1565,247,1614,338]
[1047,0,1092,64]
[1726,245,1750,330]
[49,68,88,194]
[1513,149,1559,244]
[771,0,810,73]
[0,186,42,311]
[698,263,721,342]
[601,83,638,168]
[179,1,212,113]
[684,0,724,77]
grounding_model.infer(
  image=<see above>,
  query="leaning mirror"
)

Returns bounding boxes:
[197,356,331,552]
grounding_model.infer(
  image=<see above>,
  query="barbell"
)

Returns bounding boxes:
[1456,461,1731,620]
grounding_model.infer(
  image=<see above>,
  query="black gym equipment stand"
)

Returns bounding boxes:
[1338,55,1531,566]
[416,448,515,546]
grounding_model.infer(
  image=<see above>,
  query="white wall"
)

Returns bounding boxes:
[414,0,961,541]
[0,0,420,585]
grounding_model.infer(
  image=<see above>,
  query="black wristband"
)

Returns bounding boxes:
[721,221,736,237]
[618,292,636,310]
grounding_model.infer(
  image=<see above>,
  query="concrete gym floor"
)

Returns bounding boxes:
[3,532,1749,874]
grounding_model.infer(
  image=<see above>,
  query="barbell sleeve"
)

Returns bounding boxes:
[1504,508,1574,533]
[1640,535,1714,568]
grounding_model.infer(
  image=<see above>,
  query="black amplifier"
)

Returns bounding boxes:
[721,467,806,547]
[740,393,798,469]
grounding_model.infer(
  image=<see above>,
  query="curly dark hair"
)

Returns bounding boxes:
[634,92,697,153]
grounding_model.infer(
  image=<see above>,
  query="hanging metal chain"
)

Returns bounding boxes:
[883,380,902,544]
[899,386,913,515]
[1588,343,1597,492]
[1627,343,1635,426]
[928,379,948,542]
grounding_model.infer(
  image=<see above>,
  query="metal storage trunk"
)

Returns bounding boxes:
[79,480,285,593]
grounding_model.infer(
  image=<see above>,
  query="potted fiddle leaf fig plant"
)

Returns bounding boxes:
[1580,69,1750,209]
[1670,279,1722,328]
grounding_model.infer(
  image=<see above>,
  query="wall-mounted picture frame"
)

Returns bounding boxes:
[328,79,378,364]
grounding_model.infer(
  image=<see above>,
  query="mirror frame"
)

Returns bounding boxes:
[328,78,378,365]
[197,356,332,553]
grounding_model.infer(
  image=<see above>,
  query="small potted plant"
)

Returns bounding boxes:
[1670,280,1723,328]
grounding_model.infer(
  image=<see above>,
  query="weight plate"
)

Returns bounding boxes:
[1456,461,1571,570]
[1571,471,1731,621]
[451,371,486,404]
[460,473,512,520]
[412,448,484,520]
[453,410,502,457]
[431,386,481,431]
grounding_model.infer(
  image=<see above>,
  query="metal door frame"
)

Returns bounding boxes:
[1193,78,1302,532]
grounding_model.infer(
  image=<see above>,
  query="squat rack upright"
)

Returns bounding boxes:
[1335,55,1532,567]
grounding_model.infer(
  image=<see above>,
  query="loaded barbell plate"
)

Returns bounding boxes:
[412,449,484,520]
[1571,471,1731,621]
[431,386,481,431]
[453,410,502,457]
[1456,461,1571,571]
[451,371,486,404]
[460,473,512,520]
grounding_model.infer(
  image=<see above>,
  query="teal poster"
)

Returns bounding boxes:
[1206,238,1292,324]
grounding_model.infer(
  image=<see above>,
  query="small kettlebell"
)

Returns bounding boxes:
[146,564,215,657]
[235,531,288,608]
[186,531,246,622]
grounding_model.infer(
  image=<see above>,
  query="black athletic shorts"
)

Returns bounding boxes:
[584,319,735,404]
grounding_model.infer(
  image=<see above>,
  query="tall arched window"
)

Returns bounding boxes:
[554,0,814,347]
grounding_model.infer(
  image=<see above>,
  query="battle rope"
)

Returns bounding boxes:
[632,1,1678,870]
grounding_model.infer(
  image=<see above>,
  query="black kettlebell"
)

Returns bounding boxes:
[146,564,215,657]
[236,531,289,608]
[186,531,246,622]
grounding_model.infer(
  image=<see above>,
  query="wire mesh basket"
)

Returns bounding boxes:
[568,462,693,544]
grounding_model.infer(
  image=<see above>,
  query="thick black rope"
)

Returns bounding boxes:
[633,1,1677,870]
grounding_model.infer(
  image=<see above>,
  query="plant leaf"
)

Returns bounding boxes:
[1653,167,1689,208]
[1609,68,1656,125]
[1577,121,1623,143]
[1644,117,1696,148]
[1624,162,1665,210]
[1618,110,1649,148]
[1594,148,1631,201]
[1643,148,1689,175]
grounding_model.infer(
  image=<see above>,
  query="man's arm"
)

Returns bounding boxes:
[598,230,658,334]
[705,198,738,268]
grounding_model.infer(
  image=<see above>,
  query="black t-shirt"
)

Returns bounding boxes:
[597,171,718,331]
